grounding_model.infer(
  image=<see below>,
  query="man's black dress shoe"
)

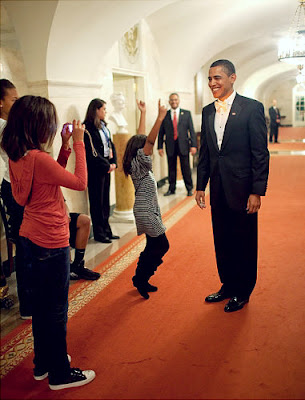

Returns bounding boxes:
[187,190,193,197]
[95,237,112,244]
[205,287,231,303]
[224,297,249,313]
[164,190,175,196]
[108,235,120,240]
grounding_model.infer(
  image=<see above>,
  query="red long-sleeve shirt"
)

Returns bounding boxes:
[9,141,87,248]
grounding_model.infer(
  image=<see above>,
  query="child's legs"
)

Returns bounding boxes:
[135,233,169,281]
[30,240,70,379]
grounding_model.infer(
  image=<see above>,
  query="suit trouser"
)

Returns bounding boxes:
[211,183,258,299]
[269,124,279,142]
[87,170,112,240]
[167,141,193,192]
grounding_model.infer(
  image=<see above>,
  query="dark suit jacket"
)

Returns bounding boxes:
[269,106,281,127]
[197,93,269,211]
[83,120,117,176]
[158,109,197,157]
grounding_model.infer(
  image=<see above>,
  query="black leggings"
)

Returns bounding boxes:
[135,233,169,281]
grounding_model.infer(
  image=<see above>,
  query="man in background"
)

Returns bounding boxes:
[158,93,197,197]
[269,99,281,143]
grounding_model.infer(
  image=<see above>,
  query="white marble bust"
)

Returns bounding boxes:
[108,92,128,134]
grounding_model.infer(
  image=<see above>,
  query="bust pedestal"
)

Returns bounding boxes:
[111,132,135,223]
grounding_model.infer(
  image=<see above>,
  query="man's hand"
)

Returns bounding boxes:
[246,194,261,214]
[195,190,206,209]
[190,147,197,156]
[158,149,164,157]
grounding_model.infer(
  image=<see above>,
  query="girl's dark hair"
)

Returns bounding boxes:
[84,98,106,129]
[122,134,147,176]
[1,95,58,162]
[0,79,16,100]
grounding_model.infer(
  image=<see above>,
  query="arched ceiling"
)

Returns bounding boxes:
[1,0,300,97]
[145,0,300,94]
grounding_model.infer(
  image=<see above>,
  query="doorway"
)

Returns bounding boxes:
[112,73,144,135]
[292,84,305,127]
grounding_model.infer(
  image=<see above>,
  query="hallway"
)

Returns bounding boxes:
[1,127,305,399]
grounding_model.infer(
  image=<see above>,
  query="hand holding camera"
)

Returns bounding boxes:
[61,123,73,149]
[71,120,85,142]
[61,120,85,149]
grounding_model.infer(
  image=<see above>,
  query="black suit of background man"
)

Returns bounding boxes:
[196,59,269,313]
[158,93,197,196]
[269,99,281,143]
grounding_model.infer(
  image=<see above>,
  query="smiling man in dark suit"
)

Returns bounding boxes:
[196,59,269,312]
[158,93,197,196]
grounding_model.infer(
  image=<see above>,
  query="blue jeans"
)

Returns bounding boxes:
[20,238,71,380]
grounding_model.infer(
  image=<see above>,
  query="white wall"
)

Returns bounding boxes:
[1,15,190,214]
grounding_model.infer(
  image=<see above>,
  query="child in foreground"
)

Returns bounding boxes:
[1,95,95,390]
[123,100,169,299]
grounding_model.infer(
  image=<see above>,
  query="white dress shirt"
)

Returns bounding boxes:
[214,91,236,150]
[170,107,180,123]
[99,121,111,158]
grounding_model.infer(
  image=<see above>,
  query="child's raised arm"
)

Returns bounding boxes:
[143,100,167,156]
[136,100,146,135]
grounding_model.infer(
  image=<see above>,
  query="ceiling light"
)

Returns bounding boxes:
[278,0,305,65]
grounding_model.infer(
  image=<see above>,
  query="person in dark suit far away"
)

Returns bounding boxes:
[195,59,269,312]
[158,93,197,197]
[268,99,281,143]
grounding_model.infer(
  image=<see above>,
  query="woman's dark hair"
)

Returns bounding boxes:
[1,95,58,162]
[0,79,16,100]
[122,134,147,176]
[210,59,236,76]
[84,98,106,129]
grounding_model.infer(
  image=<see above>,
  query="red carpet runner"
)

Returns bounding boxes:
[1,137,305,399]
